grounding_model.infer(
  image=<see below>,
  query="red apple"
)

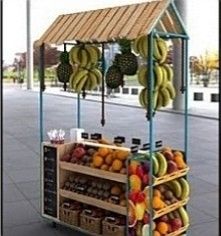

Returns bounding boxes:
[170,218,183,231]
[143,213,150,224]
[136,165,145,179]
[136,191,146,203]
[129,191,139,203]
[159,215,169,223]
[72,147,86,159]
[163,150,174,161]
[142,174,149,186]
[167,160,178,174]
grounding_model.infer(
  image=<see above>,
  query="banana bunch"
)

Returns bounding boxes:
[169,207,190,227]
[69,67,102,93]
[165,177,190,200]
[133,35,168,64]
[69,44,101,68]
[138,63,175,110]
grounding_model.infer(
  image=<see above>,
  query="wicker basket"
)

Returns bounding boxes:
[80,209,103,234]
[59,203,80,226]
[102,217,125,236]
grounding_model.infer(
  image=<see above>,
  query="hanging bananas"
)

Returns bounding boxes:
[69,44,102,93]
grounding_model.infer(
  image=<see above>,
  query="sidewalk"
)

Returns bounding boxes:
[3,85,219,236]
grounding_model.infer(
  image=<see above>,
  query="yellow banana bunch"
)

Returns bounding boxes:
[69,44,101,68]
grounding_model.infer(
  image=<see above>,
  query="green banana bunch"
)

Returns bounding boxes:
[69,67,102,93]
[69,44,101,68]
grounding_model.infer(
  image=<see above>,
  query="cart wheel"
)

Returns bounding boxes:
[52,222,57,228]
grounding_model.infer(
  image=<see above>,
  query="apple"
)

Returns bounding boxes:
[129,191,139,203]
[167,160,178,174]
[72,147,86,159]
[143,213,150,224]
[163,150,174,161]
[141,161,150,173]
[142,174,149,186]
[170,218,183,231]
[159,215,169,223]
[136,165,145,179]
[136,191,146,203]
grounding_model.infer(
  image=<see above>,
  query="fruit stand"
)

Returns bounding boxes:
[37,0,190,235]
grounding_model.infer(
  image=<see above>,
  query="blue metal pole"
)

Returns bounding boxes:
[77,94,80,128]
[39,44,45,144]
[147,31,154,235]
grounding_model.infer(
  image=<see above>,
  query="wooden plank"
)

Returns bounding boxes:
[128,2,158,39]
[155,19,167,33]
[52,15,74,44]
[118,3,147,38]
[81,8,110,42]
[109,4,137,40]
[138,1,165,36]
[59,162,127,183]
[60,189,127,215]
[65,11,91,42]
[45,15,71,44]
[90,7,119,42]
[55,14,79,45]
[97,5,128,42]
[37,15,63,45]
[74,9,103,42]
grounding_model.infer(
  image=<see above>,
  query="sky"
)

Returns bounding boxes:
[3,0,219,64]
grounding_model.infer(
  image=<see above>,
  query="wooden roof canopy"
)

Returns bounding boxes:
[36,0,187,46]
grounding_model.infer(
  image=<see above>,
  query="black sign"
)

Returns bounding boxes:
[114,136,125,144]
[130,145,139,153]
[90,133,102,140]
[43,145,57,218]
[155,140,163,148]
[81,132,89,139]
[132,138,141,145]
[141,143,150,150]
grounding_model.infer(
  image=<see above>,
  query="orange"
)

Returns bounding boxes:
[156,222,169,234]
[115,150,129,161]
[153,230,161,236]
[93,155,103,168]
[98,147,109,157]
[105,153,113,165]
[153,189,161,198]
[100,164,109,171]
[112,159,123,172]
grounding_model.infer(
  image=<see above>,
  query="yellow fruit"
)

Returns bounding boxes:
[156,222,169,234]
[93,155,103,168]
[129,174,142,191]
[115,150,129,161]
[135,202,146,220]
[100,164,109,170]
[105,153,113,165]
[152,196,165,210]
[153,230,161,236]
[98,147,109,157]
[112,159,123,172]
[153,189,161,198]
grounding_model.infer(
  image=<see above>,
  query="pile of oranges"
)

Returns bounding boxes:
[91,147,129,174]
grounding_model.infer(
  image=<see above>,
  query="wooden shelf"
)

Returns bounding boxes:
[167,224,189,236]
[59,189,127,215]
[153,198,189,220]
[153,167,190,186]
[60,162,127,183]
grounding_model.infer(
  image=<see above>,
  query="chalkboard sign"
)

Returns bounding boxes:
[43,145,57,218]
[81,132,89,139]
[130,145,139,153]
[155,140,163,148]
[132,138,141,145]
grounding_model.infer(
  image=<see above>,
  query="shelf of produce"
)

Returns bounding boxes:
[60,161,127,183]
[153,198,189,219]
[60,189,127,215]
[153,167,190,186]
[167,224,189,236]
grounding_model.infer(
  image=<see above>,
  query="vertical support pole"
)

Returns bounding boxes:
[147,32,154,235]
[184,39,189,160]
[77,94,80,128]
[39,44,45,144]
[101,43,105,126]
[26,0,33,90]
[63,43,67,91]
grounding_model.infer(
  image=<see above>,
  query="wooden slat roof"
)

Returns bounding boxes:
[36,0,186,46]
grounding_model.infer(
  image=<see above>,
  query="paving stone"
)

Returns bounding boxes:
[3,200,42,228]
[187,220,219,236]
[7,168,40,183]
[189,192,218,218]
[3,183,25,202]
[3,221,57,236]
[16,181,40,200]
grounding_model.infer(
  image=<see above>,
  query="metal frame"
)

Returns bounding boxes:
[38,4,189,236]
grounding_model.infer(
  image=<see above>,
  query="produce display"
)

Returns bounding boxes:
[62,173,127,206]
[60,143,130,174]
[69,44,102,93]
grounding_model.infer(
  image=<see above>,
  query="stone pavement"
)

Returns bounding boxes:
[3,85,219,236]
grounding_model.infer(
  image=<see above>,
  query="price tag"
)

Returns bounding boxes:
[155,140,163,148]
[130,145,139,153]
[141,143,150,150]
[132,138,141,145]
[81,132,89,139]
[94,133,102,139]
[90,133,99,140]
